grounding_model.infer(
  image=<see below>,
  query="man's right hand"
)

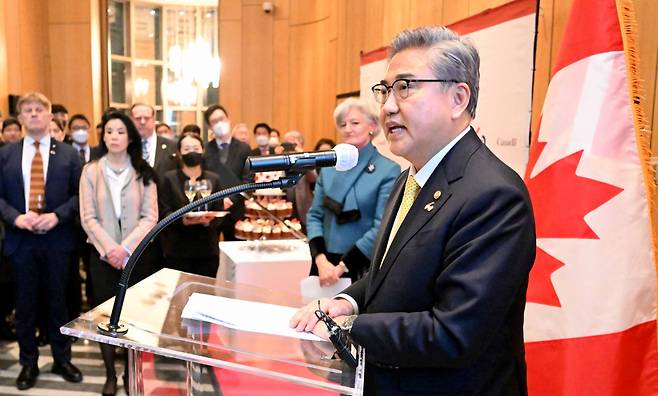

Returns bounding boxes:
[289,297,354,333]
[14,212,39,231]
[316,254,340,287]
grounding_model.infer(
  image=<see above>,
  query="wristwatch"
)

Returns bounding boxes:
[340,315,357,333]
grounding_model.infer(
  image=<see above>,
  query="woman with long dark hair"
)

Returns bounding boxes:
[79,110,158,396]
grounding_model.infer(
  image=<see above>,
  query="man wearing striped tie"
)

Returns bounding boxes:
[291,27,536,395]
[0,92,83,390]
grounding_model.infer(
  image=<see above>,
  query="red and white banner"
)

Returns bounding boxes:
[523,0,658,394]
[360,0,537,177]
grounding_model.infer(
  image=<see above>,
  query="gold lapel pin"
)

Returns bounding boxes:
[433,191,442,200]
[424,202,434,212]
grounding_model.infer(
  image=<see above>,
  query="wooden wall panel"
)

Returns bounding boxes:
[469,0,515,14]
[289,0,330,26]
[220,0,242,20]
[0,0,8,117]
[89,0,102,138]
[381,0,411,46]
[273,0,290,20]
[531,0,554,135]
[288,19,333,145]
[7,0,51,95]
[335,0,366,95]
[363,0,386,53]
[218,19,243,127]
[49,23,95,121]
[409,0,444,28]
[272,18,290,134]
[443,1,469,25]
[241,4,274,130]
[48,0,90,24]
[47,0,103,138]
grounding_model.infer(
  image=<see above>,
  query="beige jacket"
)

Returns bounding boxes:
[79,159,158,257]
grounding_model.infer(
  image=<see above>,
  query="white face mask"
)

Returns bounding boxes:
[71,129,89,144]
[268,137,280,148]
[255,135,269,147]
[212,121,231,139]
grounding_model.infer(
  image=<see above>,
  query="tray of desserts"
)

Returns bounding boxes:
[234,218,303,240]
[252,171,286,196]
[245,199,293,218]
[184,211,229,218]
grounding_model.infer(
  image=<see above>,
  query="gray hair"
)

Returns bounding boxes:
[333,97,381,137]
[390,26,480,118]
[284,130,304,145]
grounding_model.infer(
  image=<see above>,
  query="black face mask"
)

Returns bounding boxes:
[182,152,203,167]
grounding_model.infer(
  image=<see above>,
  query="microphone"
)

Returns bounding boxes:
[314,304,358,368]
[246,143,358,173]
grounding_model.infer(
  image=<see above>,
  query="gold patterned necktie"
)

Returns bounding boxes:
[381,174,420,267]
[29,141,46,212]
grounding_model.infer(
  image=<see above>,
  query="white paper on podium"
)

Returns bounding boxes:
[300,276,351,299]
[181,293,323,341]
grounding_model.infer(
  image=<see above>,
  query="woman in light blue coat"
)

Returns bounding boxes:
[307,98,400,286]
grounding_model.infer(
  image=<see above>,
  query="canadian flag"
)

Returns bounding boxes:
[523,0,658,394]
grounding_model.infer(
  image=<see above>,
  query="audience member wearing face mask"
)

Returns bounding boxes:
[201,104,250,241]
[250,122,275,156]
[159,132,229,277]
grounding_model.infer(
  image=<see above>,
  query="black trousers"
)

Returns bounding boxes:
[9,243,72,366]
[89,246,157,307]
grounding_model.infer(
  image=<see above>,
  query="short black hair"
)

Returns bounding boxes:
[181,124,201,134]
[253,122,272,135]
[203,104,228,125]
[51,104,68,114]
[314,138,336,151]
[270,128,280,137]
[68,114,91,129]
[177,132,205,151]
[2,117,21,131]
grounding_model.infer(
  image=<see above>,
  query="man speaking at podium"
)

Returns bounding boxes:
[291,26,536,395]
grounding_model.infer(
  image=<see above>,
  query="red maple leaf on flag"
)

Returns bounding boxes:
[525,143,623,306]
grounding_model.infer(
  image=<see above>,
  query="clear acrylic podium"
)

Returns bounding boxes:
[61,268,364,395]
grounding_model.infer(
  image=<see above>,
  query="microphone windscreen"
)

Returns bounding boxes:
[333,144,359,171]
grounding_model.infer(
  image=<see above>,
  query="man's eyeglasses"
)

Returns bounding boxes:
[371,78,459,104]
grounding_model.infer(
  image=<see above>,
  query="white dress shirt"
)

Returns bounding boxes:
[215,136,232,148]
[22,134,51,212]
[143,132,157,168]
[73,142,90,163]
[102,157,131,219]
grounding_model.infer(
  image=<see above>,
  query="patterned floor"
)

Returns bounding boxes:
[0,339,220,395]
[0,339,124,395]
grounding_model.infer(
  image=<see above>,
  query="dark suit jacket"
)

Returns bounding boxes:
[0,138,82,256]
[249,146,274,157]
[153,135,178,177]
[90,145,103,162]
[343,129,536,396]
[204,138,252,183]
[203,139,251,221]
